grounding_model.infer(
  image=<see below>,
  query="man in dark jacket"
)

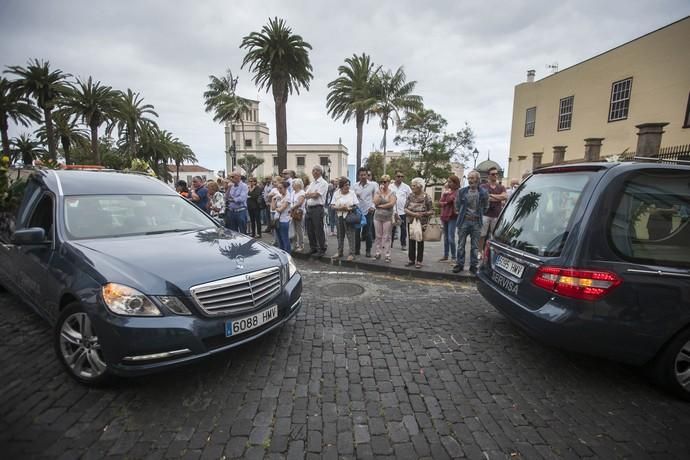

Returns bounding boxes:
[453,170,489,274]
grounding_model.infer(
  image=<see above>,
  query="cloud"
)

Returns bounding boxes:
[1,0,687,173]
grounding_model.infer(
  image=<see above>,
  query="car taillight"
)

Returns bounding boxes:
[532,266,622,301]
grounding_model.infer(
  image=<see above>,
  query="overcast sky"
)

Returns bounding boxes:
[1,0,687,173]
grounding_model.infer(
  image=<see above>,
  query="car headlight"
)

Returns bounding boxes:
[102,283,162,316]
[287,255,298,279]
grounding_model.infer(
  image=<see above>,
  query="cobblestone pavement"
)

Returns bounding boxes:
[1,259,689,459]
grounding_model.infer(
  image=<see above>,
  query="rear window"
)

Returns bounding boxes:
[609,170,690,267]
[493,172,593,256]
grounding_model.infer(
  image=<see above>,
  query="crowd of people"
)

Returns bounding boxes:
[173,163,517,274]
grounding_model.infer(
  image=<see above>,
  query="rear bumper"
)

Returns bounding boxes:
[92,273,303,376]
[476,269,658,365]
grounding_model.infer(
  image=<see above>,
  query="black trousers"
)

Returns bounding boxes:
[408,239,424,263]
[248,208,261,236]
[306,205,326,252]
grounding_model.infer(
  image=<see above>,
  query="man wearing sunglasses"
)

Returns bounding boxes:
[479,166,507,253]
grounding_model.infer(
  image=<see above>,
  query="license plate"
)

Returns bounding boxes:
[491,270,519,296]
[495,255,525,279]
[225,305,278,337]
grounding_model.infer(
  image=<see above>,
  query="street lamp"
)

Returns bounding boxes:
[228,142,237,171]
[327,159,332,181]
[472,148,479,169]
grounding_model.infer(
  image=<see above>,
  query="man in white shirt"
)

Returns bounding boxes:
[353,167,378,257]
[304,165,329,256]
[390,170,412,250]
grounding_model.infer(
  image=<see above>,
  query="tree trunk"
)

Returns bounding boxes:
[176,161,180,182]
[0,116,10,158]
[273,84,288,173]
[90,121,100,165]
[382,126,388,176]
[60,135,71,165]
[355,111,364,171]
[44,107,57,161]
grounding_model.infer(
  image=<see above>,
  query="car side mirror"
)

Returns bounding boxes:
[12,227,49,245]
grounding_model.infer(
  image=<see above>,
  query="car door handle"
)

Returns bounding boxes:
[627,268,690,279]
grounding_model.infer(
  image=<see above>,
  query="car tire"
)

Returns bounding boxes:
[652,327,690,401]
[54,303,112,386]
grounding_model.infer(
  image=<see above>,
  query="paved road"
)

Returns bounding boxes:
[1,259,689,459]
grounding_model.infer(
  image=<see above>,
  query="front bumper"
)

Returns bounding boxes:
[91,273,303,376]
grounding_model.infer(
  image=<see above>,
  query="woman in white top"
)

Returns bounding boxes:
[290,179,306,251]
[206,181,225,219]
[330,177,359,260]
[274,181,292,253]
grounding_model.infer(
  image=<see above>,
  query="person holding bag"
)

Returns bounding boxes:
[290,179,306,251]
[274,181,292,253]
[404,177,433,269]
[372,174,396,262]
[331,177,359,261]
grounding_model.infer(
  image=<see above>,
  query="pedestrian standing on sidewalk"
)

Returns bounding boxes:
[274,181,292,253]
[479,166,507,253]
[453,170,489,274]
[439,175,460,261]
[353,167,377,258]
[206,181,225,219]
[224,170,248,233]
[247,177,262,238]
[331,177,358,261]
[405,178,433,269]
[290,179,306,252]
[373,174,396,263]
[262,177,274,231]
[325,179,337,236]
[304,165,329,257]
[390,171,411,251]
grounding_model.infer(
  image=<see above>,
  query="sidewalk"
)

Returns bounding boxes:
[256,226,478,282]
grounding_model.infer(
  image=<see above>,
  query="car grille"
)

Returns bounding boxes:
[189,267,281,316]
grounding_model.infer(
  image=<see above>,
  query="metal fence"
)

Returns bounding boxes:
[618,144,690,163]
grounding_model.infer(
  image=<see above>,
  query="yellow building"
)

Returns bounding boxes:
[508,16,690,180]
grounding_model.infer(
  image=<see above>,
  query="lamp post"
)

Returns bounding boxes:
[228,142,237,171]
[472,148,479,169]
[327,159,332,181]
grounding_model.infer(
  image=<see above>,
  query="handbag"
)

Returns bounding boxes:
[290,208,304,221]
[423,218,442,242]
[409,218,423,241]
[345,207,360,225]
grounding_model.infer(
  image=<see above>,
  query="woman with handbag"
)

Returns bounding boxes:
[274,181,292,253]
[439,175,460,261]
[372,174,397,262]
[331,177,359,261]
[290,179,306,251]
[404,177,433,269]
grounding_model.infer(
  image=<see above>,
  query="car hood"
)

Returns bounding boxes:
[69,228,285,295]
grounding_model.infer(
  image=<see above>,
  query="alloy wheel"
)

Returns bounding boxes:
[674,339,690,391]
[59,312,107,380]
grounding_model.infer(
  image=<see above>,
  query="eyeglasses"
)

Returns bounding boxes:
[382,180,390,183]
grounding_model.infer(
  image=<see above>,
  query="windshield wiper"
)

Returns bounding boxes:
[144,228,194,235]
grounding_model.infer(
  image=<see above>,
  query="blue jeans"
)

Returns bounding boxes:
[225,209,248,233]
[278,222,291,253]
[442,219,457,259]
[456,219,481,269]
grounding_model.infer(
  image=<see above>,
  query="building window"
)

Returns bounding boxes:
[684,92,690,128]
[524,107,536,137]
[244,139,252,148]
[608,78,633,122]
[434,187,443,202]
[320,156,330,166]
[297,157,305,167]
[557,96,574,131]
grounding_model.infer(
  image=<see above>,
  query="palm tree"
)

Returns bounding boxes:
[371,67,423,174]
[110,89,158,161]
[203,70,251,167]
[35,110,89,165]
[62,76,120,165]
[168,139,197,182]
[0,77,42,158]
[326,53,379,170]
[241,17,313,172]
[5,59,70,161]
[11,134,42,166]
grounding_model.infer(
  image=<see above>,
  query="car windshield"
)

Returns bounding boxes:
[493,172,593,257]
[63,194,218,240]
